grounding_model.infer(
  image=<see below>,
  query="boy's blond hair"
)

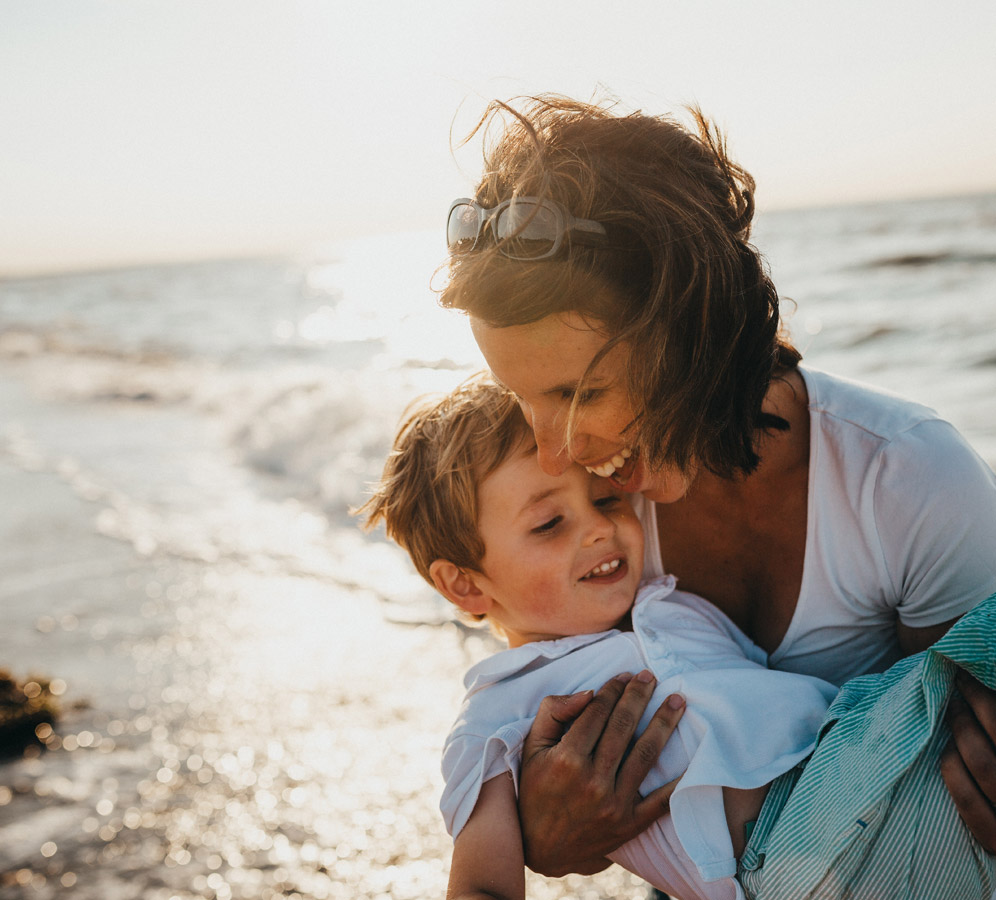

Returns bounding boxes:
[360,373,531,589]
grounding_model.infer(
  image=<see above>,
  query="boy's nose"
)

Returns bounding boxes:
[582,509,616,546]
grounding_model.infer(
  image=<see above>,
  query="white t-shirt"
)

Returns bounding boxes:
[440,578,838,900]
[635,367,996,685]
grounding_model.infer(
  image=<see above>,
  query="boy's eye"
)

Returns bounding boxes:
[594,495,621,508]
[532,516,562,534]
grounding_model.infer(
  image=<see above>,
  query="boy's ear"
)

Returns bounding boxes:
[429,559,492,616]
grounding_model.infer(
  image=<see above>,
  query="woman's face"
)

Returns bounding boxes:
[471,310,695,503]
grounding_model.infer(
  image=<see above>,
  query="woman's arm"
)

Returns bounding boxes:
[877,419,996,852]
[941,672,996,853]
[899,620,996,852]
[516,671,685,877]
[447,773,527,900]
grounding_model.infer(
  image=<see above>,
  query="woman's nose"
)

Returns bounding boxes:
[531,415,573,476]
[536,436,572,475]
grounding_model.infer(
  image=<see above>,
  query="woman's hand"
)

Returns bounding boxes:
[517,670,686,877]
[941,670,996,853]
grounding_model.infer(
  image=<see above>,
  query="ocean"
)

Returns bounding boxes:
[1,192,995,898]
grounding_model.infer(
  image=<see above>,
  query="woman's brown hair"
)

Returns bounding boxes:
[441,94,800,478]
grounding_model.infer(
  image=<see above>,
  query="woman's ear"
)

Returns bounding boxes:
[429,559,492,616]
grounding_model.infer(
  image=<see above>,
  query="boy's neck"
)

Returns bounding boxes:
[506,611,634,648]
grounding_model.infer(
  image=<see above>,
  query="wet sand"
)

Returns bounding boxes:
[0,458,651,899]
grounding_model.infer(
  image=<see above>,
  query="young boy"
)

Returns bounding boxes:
[360,374,996,900]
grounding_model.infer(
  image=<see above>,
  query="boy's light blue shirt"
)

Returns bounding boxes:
[441,576,838,894]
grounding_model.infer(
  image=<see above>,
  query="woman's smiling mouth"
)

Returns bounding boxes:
[585,448,633,480]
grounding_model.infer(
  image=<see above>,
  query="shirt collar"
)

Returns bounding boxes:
[463,575,677,693]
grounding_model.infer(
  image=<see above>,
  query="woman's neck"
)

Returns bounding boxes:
[652,369,811,650]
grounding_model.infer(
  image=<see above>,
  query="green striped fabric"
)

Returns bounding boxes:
[738,594,996,900]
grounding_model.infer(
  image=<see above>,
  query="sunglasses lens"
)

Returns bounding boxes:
[495,200,560,259]
[447,203,481,251]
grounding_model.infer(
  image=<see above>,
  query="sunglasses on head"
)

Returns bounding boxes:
[446,196,608,261]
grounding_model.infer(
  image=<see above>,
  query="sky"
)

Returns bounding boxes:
[1,0,995,274]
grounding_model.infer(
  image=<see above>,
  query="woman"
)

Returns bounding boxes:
[439,95,996,885]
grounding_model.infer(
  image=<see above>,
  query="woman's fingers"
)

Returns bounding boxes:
[516,673,684,876]
[957,671,996,748]
[634,774,683,831]
[941,675,996,854]
[522,690,595,754]
[950,675,996,806]
[590,671,660,772]
[550,671,640,758]
[940,736,996,853]
[617,692,686,802]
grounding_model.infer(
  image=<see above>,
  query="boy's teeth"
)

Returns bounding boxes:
[585,448,633,479]
[584,558,621,579]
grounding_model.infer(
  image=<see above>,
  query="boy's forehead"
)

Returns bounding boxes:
[515,433,539,457]
[483,455,563,517]
[486,433,540,484]
[484,441,594,509]
[492,428,538,467]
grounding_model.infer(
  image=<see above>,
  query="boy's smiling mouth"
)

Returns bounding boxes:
[581,557,624,580]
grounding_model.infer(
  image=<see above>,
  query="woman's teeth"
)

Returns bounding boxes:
[583,558,622,579]
[586,448,632,479]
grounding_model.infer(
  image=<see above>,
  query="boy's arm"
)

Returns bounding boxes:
[447,772,528,900]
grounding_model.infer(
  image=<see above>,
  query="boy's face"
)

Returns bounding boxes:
[473,439,644,647]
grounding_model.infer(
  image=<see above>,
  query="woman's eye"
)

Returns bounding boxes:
[562,389,599,404]
[532,516,562,534]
